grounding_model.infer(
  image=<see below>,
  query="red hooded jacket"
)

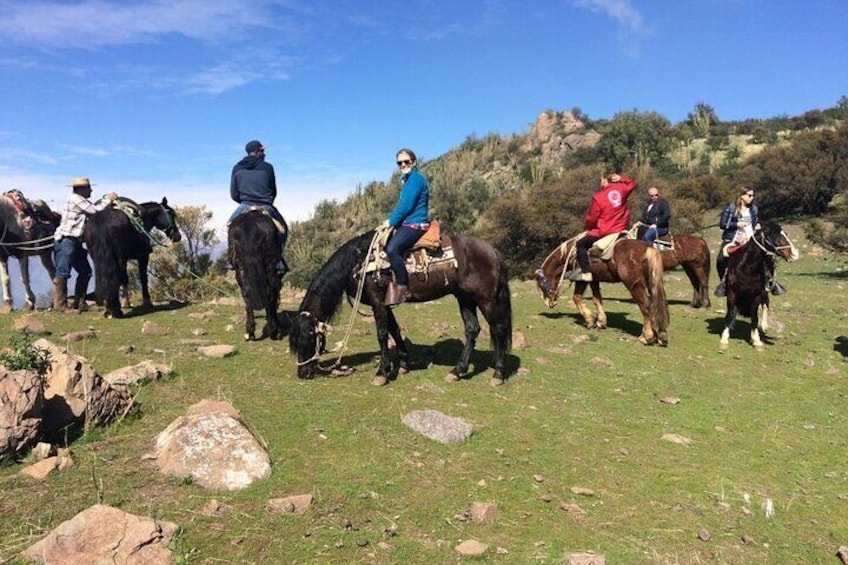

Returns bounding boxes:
[584,175,637,237]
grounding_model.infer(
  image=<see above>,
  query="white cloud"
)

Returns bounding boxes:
[0,0,286,48]
[572,0,644,33]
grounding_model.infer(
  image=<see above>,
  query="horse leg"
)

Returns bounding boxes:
[719,304,737,350]
[447,296,481,382]
[681,264,702,308]
[751,300,765,350]
[0,257,12,309]
[572,283,596,328]
[589,281,607,329]
[372,304,394,386]
[260,270,282,341]
[387,309,409,374]
[477,299,509,387]
[38,251,57,310]
[18,257,36,311]
[138,255,152,307]
[629,283,656,345]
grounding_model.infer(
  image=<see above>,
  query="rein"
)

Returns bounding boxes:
[298,230,383,372]
[0,223,55,252]
[114,200,171,248]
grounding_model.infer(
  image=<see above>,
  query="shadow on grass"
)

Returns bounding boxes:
[705,315,777,346]
[320,337,521,384]
[539,308,644,338]
[835,336,848,359]
[125,299,190,318]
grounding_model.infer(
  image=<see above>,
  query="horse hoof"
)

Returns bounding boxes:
[754,343,765,351]
[371,376,388,386]
[243,333,253,341]
[489,377,505,387]
[637,335,651,346]
[445,373,461,383]
[719,342,728,351]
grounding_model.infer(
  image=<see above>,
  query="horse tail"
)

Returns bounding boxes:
[230,216,277,310]
[490,254,513,353]
[646,246,670,339]
[86,215,123,314]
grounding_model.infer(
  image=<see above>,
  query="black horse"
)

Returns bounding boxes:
[85,197,181,318]
[719,221,798,350]
[0,192,60,310]
[228,210,285,341]
[290,230,513,386]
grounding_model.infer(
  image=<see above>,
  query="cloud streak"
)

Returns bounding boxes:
[572,0,644,33]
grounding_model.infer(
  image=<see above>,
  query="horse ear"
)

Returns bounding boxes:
[161,197,168,206]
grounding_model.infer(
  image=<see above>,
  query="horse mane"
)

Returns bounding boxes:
[298,230,376,322]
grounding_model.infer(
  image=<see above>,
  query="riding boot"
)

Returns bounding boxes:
[73,276,91,312]
[52,278,68,312]
[384,282,412,306]
[770,280,787,296]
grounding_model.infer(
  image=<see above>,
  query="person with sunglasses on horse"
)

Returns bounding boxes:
[714,186,785,297]
[639,186,671,243]
[53,177,118,312]
[377,148,430,306]
[568,172,637,282]
[229,139,288,275]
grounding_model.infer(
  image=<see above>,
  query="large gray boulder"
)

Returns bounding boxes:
[154,399,272,491]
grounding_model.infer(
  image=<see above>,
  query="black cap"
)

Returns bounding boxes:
[245,140,264,154]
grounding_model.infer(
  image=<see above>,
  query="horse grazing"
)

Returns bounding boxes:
[633,225,712,308]
[719,221,798,350]
[85,197,181,318]
[0,191,60,310]
[290,230,513,386]
[536,235,670,345]
[228,209,285,341]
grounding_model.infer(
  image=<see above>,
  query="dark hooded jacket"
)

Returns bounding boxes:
[230,155,277,206]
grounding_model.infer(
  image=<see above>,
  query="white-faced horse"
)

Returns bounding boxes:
[0,192,60,310]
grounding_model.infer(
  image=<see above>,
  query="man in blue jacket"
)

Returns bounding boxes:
[229,140,288,274]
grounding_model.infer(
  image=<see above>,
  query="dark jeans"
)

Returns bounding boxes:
[54,237,92,280]
[575,235,600,272]
[642,226,668,242]
[386,226,424,286]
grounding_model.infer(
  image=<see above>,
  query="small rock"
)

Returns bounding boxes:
[565,552,605,564]
[197,344,236,358]
[661,433,693,445]
[741,534,754,545]
[660,396,680,405]
[698,528,711,541]
[455,539,488,557]
[62,329,96,342]
[32,442,55,460]
[141,321,169,336]
[267,494,313,514]
[570,486,595,496]
[470,502,498,524]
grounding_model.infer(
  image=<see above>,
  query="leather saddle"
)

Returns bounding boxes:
[5,190,51,232]
[364,220,457,275]
[588,231,629,262]
[233,205,287,235]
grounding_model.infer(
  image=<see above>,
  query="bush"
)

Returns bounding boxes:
[0,332,50,375]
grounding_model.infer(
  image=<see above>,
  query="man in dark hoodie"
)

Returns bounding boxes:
[229,139,288,274]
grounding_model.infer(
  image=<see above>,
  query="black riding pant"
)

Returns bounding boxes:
[576,235,600,273]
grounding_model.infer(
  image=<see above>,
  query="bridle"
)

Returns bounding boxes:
[156,204,179,240]
[295,311,328,367]
[751,228,796,259]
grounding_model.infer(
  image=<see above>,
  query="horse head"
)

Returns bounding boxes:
[536,241,572,308]
[535,268,560,308]
[289,311,327,379]
[759,221,799,262]
[143,198,182,243]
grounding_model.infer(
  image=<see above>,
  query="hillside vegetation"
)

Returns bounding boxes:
[148,99,848,301]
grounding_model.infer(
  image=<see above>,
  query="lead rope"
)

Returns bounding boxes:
[556,232,584,295]
[326,230,384,369]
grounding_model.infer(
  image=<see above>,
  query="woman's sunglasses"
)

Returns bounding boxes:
[397,159,413,167]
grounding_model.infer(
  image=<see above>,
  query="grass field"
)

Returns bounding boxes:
[1,225,846,564]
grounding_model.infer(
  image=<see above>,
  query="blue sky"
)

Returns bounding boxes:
[1,0,846,234]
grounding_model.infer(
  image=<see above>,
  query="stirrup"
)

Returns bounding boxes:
[384,282,411,306]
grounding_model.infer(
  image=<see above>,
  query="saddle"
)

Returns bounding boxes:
[364,220,457,277]
[4,189,48,232]
[651,234,675,252]
[588,231,629,262]
[232,205,288,235]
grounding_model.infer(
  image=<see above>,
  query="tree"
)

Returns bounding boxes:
[173,205,218,276]
[595,110,673,175]
[686,102,719,138]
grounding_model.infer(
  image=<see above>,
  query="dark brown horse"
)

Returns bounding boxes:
[290,230,512,386]
[536,235,670,345]
[633,224,712,308]
[719,221,798,350]
[0,192,60,310]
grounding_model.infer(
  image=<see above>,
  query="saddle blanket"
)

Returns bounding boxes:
[363,242,458,276]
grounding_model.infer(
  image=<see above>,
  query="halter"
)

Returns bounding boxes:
[295,311,329,367]
[157,203,179,239]
[751,228,796,258]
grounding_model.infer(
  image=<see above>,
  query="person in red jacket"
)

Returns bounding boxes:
[568,172,638,282]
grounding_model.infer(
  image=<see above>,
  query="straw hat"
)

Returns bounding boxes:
[69,177,94,189]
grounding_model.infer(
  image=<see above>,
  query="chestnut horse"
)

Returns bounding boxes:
[536,235,670,345]
[719,221,798,350]
[290,230,512,386]
[632,224,711,308]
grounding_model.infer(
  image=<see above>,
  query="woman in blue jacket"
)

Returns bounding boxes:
[380,148,429,305]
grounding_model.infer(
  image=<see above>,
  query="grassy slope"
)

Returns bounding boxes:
[1,226,846,564]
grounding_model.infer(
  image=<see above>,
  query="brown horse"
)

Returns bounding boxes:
[290,230,513,386]
[536,235,670,345]
[633,224,712,308]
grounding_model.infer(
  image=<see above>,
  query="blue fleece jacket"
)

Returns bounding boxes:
[388,168,429,227]
[230,155,277,206]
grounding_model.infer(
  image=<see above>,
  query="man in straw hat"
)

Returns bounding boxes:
[52,177,118,312]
